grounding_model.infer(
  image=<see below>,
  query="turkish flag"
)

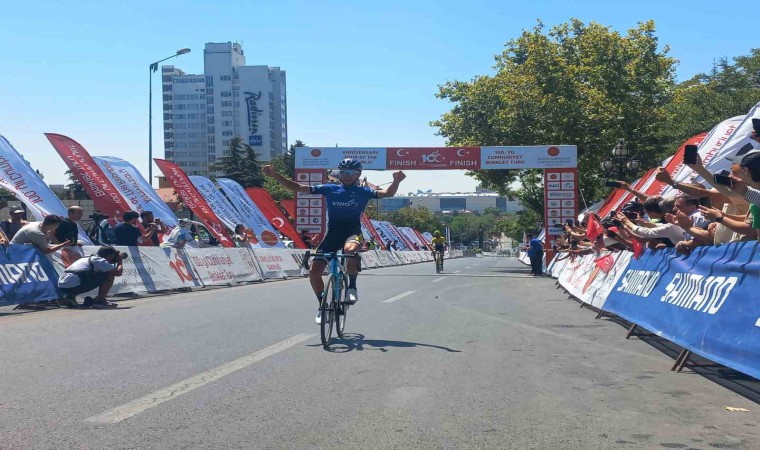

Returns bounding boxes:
[246,188,308,249]
[632,236,646,259]
[594,254,615,274]
[586,214,604,241]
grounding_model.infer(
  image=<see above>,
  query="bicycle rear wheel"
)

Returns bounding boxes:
[336,275,349,338]
[320,275,336,348]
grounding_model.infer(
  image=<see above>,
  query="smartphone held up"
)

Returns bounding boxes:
[605,180,622,188]
[683,145,699,165]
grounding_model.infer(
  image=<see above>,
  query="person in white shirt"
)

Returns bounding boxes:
[616,198,686,248]
[57,245,125,309]
[11,215,72,255]
[160,219,196,248]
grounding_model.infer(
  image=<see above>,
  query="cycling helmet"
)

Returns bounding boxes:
[338,158,363,171]
[433,230,441,236]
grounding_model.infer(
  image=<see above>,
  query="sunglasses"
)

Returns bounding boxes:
[339,170,359,176]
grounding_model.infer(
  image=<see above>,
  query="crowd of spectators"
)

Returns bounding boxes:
[555,127,760,257]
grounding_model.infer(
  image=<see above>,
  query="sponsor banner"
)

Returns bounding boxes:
[213,179,284,248]
[544,168,578,241]
[702,104,760,178]
[45,133,129,220]
[0,244,60,306]
[92,156,178,227]
[387,147,481,170]
[553,250,634,309]
[361,213,385,249]
[190,176,249,236]
[184,247,262,285]
[556,253,598,299]
[448,249,464,258]
[604,242,760,380]
[481,146,577,169]
[293,169,327,237]
[250,248,302,279]
[584,251,633,309]
[245,187,306,248]
[0,134,91,243]
[295,147,387,170]
[154,159,234,248]
[361,250,381,268]
[375,250,397,266]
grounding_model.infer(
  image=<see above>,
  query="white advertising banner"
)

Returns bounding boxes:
[184,247,262,285]
[93,156,179,227]
[190,176,249,237]
[250,248,302,279]
[702,103,760,178]
[375,250,397,266]
[584,251,633,309]
[295,147,387,170]
[360,250,381,268]
[216,178,285,248]
[480,146,577,169]
[0,134,92,243]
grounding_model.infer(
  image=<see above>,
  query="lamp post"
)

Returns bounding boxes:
[149,48,191,185]
[601,139,641,180]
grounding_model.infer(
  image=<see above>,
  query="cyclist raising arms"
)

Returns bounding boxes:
[263,159,406,323]
[431,230,446,270]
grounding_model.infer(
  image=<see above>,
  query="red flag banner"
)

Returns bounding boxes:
[246,188,308,249]
[45,133,129,219]
[360,213,385,249]
[586,214,604,241]
[280,199,296,219]
[153,159,234,248]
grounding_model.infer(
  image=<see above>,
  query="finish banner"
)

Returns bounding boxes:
[154,159,234,248]
[0,244,61,306]
[604,242,760,380]
[45,133,128,220]
[0,134,91,243]
[245,187,305,248]
[212,179,284,248]
[93,156,178,227]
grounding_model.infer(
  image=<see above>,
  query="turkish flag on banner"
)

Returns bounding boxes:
[586,214,604,241]
[246,188,308,249]
[594,254,616,274]
[153,159,234,248]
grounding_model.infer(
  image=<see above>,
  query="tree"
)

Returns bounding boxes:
[660,50,760,150]
[382,206,444,233]
[433,19,678,209]
[211,137,264,188]
[495,209,543,244]
[64,169,90,200]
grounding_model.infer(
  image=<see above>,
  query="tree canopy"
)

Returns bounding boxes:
[210,137,264,187]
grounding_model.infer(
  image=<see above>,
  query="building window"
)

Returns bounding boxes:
[207,126,215,134]
[222,139,232,146]
[221,110,232,117]
[208,136,215,143]
[207,106,214,114]
[206,88,214,95]
[221,91,232,97]
[164,113,173,120]
[205,76,213,87]
[222,120,232,126]
[220,75,231,81]
[234,101,240,107]
[162,75,172,82]
[222,131,233,137]
[221,101,232,107]
[162,85,171,92]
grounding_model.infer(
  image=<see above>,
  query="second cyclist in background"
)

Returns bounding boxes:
[431,230,446,271]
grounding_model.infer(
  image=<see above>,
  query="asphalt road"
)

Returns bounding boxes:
[1,256,758,449]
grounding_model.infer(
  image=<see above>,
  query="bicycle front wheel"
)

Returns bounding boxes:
[320,275,336,348]
[336,275,349,338]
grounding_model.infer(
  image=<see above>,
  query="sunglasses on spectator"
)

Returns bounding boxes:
[340,170,359,176]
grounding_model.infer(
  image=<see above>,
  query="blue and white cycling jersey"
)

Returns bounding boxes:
[310,183,378,223]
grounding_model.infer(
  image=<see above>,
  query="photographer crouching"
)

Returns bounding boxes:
[57,245,126,309]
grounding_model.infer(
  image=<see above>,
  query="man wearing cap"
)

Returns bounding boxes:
[1,208,28,240]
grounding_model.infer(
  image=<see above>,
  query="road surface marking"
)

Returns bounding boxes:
[453,270,462,274]
[432,277,447,283]
[382,291,416,303]
[84,333,314,424]
[755,318,760,327]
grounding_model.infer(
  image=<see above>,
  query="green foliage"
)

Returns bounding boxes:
[434,19,678,207]
[495,208,543,244]
[263,140,306,201]
[210,137,264,188]
[64,169,90,200]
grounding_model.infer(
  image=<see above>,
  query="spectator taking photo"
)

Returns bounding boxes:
[57,245,126,309]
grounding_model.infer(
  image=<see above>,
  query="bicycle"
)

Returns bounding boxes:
[434,250,444,273]
[308,251,360,348]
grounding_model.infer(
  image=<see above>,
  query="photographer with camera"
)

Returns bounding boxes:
[57,245,126,309]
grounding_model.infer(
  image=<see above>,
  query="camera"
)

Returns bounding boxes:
[119,252,128,260]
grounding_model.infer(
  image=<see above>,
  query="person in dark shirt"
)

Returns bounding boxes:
[114,211,156,246]
[54,206,83,244]
[140,211,168,246]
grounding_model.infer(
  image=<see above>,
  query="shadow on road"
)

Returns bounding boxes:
[315,333,462,354]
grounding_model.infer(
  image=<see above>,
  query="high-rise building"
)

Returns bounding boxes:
[162,42,287,176]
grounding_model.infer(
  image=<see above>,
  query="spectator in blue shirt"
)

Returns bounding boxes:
[527,233,544,276]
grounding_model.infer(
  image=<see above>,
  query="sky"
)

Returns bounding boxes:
[1,0,757,194]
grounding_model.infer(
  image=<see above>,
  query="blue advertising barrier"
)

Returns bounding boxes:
[0,244,61,306]
[603,242,760,380]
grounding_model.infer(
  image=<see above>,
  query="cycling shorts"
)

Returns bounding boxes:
[434,245,445,253]
[313,221,362,262]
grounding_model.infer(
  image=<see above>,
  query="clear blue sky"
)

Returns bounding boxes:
[1,0,755,193]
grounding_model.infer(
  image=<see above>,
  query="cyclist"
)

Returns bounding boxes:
[263,159,406,323]
[431,230,446,270]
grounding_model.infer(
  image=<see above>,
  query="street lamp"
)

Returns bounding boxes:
[601,139,641,180]
[149,48,191,184]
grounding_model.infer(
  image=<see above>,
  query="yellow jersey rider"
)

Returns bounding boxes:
[431,230,446,264]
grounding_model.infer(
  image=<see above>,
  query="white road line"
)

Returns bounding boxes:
[84,333,314,425]
[382,290,416,303]
[466,267,472,269]
[432,277,447,283]
[453,270,462,274]
[755,318,760,327]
